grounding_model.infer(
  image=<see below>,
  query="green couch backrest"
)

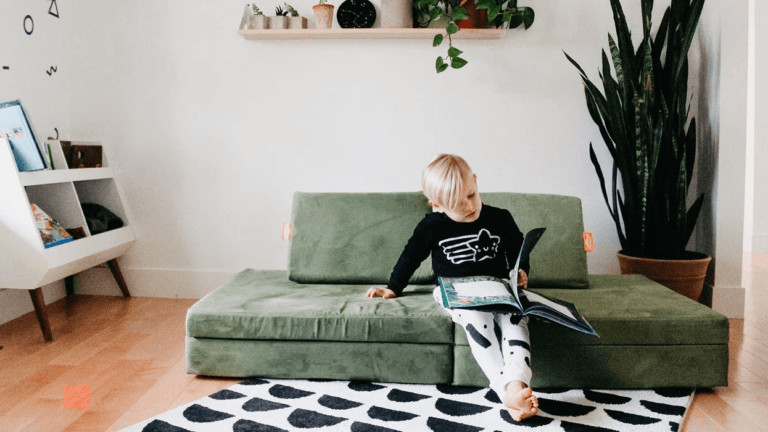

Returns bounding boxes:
[288,192,589,288]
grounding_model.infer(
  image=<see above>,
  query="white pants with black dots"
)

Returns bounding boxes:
[433,287,532,399]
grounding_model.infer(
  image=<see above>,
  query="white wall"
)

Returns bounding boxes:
[0,0,750,325]
[0,1,70,325]
[64,0,734,299]
[753,0,768,253]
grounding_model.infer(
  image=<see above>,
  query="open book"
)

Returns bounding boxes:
[438,228,598,337]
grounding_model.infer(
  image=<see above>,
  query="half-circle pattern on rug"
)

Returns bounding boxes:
[141,419,193,432]
[582,390,632,405]
[498,409,555,427]
[427,416,484,432]
[242,397,290,412]
[287,408,346,428]
[233,418,288,432]
[537,398,596,417]
[350,421,402,432]
[208,389,246,400]
[560,420,619,432]
[269,384,314,399]
[387,388,431,403]
[240,378,270,386]
[318,394,364,410]
[640,400,687,416]
[436,384,481,395]
[435,398,492,416]
[605,409,661,425]
[654,388,693,398]
[349,381,386,392]
[182,404,235,423]
[532,388,570,394]
[367,406,419,422]
[484,389,502,404]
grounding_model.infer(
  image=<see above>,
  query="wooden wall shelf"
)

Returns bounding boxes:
[237,28,506,40]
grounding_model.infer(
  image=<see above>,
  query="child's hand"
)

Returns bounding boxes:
[511,269,528,288]
[366,287,397,299]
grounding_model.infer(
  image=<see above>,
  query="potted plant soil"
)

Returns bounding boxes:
[565,0,710,301]
[313,0,334,29]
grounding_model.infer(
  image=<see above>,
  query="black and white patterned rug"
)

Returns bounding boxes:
[120,379,693,432]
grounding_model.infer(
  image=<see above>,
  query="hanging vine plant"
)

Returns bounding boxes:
[414,0,534,73]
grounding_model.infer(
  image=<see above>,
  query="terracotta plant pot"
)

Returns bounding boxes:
[455,0,487,29]
[617,251,712,302]
[313,4,335,29]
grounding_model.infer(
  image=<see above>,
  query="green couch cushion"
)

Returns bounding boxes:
[482,193,589,288]
[187,337,453,384]
[288,192,434,284]
[186,269,450,343]
[454,274,730,346]
[453,344,728,389]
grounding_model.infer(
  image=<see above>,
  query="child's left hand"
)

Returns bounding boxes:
[511,269,528,288]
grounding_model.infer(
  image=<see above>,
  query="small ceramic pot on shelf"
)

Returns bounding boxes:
[313,3,335,29]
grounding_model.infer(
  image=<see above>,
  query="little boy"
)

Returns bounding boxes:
[365,154,539,422]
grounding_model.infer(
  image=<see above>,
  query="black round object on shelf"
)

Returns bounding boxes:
[337,0,376,28]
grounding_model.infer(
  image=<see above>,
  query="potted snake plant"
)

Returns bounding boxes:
[565,0,710,301]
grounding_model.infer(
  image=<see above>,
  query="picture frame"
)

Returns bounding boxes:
[0,100,47,172]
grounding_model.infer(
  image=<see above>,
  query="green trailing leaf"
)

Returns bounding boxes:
[452,6,469,20]
[476,0,494,10]
[436,56,446,73]
[451,56,468,69]
[433,34,443,47]
[448,46,463,57]
[522,7,534,29]
[488,5,501,21]
[446,21,459,34]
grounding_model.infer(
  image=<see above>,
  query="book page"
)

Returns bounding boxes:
[523,290,576,320]
[453,280,511,298]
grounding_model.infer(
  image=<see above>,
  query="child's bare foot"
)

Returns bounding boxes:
[502,381,538,421]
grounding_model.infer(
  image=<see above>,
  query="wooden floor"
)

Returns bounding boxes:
[0,254,765,431]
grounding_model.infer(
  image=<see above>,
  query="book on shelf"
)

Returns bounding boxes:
[30,204,73,248]
[437,227,598,337]
[0,100,48,172]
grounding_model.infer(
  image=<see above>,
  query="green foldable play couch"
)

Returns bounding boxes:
[185,192,728,389]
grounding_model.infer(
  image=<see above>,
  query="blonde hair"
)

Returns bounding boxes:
[422,154,473,211]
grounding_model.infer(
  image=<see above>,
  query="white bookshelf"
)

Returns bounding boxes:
[0,137,135,341]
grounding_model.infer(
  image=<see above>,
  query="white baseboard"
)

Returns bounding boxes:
[710,284,746,318]
[0,281,66,327]
[753,233,768,253]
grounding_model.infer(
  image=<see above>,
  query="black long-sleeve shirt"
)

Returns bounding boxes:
[388,204,528,296]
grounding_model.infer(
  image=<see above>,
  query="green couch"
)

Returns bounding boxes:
[186,192,728,389]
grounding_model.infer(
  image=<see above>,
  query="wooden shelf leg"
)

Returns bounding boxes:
[107,259,131,298]
[28,288,53,342]
[65,275,75,296]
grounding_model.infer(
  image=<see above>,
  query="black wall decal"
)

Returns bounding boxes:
[46,66,57,76]
[49,0,60,18]
[2,66,9,70]
[24,15,34,35]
